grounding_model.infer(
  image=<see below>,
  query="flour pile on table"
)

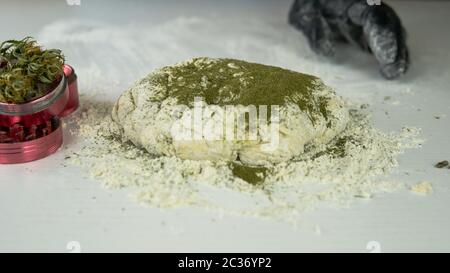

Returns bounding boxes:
[39,17,422,222]
[68,94,419,222]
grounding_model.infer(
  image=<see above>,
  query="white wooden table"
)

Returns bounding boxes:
[0,0,449,252]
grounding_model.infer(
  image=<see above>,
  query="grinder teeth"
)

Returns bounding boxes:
[0,120,54,143]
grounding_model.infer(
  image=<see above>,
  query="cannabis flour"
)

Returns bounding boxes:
[68,71,421,223]
[112,58,349,168]
[40,17,423,223]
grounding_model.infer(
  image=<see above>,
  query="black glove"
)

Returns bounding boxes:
[289,0,409,79]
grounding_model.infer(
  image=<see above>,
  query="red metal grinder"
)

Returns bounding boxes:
[0,64,79,164]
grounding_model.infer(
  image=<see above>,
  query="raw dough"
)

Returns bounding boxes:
[112,57,349,166]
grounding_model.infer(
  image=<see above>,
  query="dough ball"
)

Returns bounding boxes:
[112,57,349,166]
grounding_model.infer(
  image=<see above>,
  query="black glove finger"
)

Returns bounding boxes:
[367,27,398,64]
[363,4,409,79]
[289,0,335,57]
[380,38,409,79]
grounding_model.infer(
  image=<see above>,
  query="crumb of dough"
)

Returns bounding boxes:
[410,181,433,195]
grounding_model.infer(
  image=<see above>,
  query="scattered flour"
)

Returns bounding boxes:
[410,181,433,195]
[37,16,423,223]
[67,94,421,223]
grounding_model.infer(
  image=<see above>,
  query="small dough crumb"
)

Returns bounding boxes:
[410,181,433,195]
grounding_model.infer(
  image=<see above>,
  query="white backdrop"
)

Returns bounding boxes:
[0,0,449,252]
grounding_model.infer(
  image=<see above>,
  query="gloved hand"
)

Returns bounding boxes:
[289,0,409,79]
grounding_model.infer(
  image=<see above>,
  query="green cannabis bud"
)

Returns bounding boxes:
[0,37,65,104]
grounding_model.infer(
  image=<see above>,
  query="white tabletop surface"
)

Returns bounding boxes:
[1,0,449,253]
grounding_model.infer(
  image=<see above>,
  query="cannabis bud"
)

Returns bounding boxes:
[0,37,65,104]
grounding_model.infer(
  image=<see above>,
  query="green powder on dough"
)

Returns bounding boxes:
[151,57,330,124]
[230,162,268,185]
[147,57,341,184]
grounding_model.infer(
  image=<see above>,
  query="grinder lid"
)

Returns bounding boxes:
[0,74,68,117]
[0,64,79,164]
